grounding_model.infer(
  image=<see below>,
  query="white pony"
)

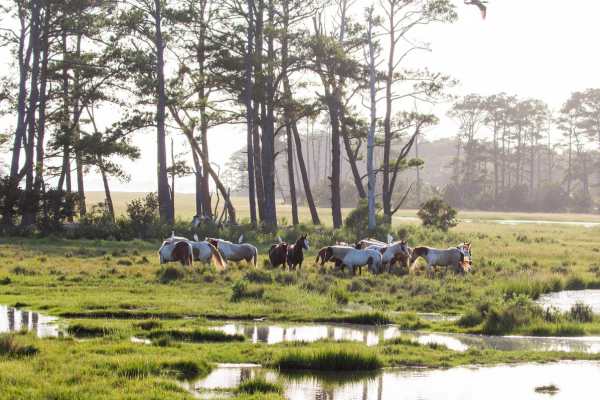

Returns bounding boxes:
[158,232,226,269]
[410,242,472,276]
[366,241,410,271]
[339,248,383,275]
[206,235,258,267]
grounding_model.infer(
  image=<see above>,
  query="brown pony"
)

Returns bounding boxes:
[286,235,309,270]
[268,241,288,268]
[171,241,193,266]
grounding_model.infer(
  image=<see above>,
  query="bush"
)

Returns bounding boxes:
[565,276,587,290]
[244,269,273,284]
[0,334,38,358]
[568,302,593,323]
[481,296,542,335]
[344,199,388,238]
[126,193,159,239]
[237,378,283,395]
[156,266,186,284]
[417,198,457,231]
[231,280,264,302]
[329,285,350,305]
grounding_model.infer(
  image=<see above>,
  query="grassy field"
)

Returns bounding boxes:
[86,191,600,224]
[1,207,600,398]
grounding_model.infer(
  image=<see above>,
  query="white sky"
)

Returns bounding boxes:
[3,0,600,193]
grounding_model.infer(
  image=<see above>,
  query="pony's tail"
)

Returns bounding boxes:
[208,242,226,270]
[252,248,258,268]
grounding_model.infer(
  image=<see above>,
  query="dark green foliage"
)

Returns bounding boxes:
[565,276,586,290]
[126,193,159,239]
[417,198,457,231]
[244,269,273,284]
[326,312,392,325]
[0,276,12,285]
[237,378,283,395]
[329,285,350,305]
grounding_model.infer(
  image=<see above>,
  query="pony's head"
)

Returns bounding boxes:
[206,237,219,248]
[457,242,472,269]
[191,215,201,228]
[296,234,309,250]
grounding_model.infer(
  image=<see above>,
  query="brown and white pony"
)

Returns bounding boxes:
[207,236,258,267]
[315,245,354,267]
[268,237,288,268]
[286,235,309,270]
[190,234,227,269]
[410,242,472,276]
[366,241,411,272]
[158,238,193,266]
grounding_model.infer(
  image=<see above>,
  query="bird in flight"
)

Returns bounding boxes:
[465,0,487,19]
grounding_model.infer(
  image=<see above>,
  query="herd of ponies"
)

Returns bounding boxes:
[158,232,473,276]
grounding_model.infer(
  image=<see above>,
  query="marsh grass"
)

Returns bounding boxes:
[147,329,245,343]
[275,346,383,371]
[67,323,118,338]
[0,334,38,358]
[323,312,392,325]
[114,358,206,380]
[237,378,283,395]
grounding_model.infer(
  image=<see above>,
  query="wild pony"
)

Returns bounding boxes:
[158,238,193,266]
[410,242,472,276]
[315,245,354,267]
[339,248,383,275]
[190,234,227,269]
[286,235,309,270]
[206,236,258,267]
[366,241,411,272]
[268,237,288,268]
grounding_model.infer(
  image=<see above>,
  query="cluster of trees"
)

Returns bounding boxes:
[445,91,600,212]
[0,0,460,231]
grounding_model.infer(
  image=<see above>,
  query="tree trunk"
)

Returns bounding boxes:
[382,1,396,221]
[21,0,42,227]
[99,161,115,222]
[244,0,257,226]
[192,150,204,217]
[73,32,86,217]
[286,126,299,225]
[252,0,265,221]
[291,121,320,225]
[154,0,174,224]
[34,7,50,200]
[366,12,376,231]
[259,0,277,230]
[340,123,366,198]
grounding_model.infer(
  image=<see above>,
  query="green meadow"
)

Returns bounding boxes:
[1,201,600,398]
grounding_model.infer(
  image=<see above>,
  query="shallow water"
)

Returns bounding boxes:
[538,290,600,313]
[0,305,60,337]
[211,321,600,353]
[190,361,600,400]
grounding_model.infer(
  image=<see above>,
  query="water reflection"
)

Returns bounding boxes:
[192,361,600,400]
[0,305,60,337]
[212,321,600,353]
[538,290,600,313]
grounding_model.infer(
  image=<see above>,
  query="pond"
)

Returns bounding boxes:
[0,305,60,338]
[210,321,600,353]
[538,290,600,313]
[188,361,600,400]
[493,219,600,228]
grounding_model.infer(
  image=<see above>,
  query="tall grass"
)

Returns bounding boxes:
[147,329,244,343]
[0,334,38,358]
[237,378,283,395]
[275,347,382,371]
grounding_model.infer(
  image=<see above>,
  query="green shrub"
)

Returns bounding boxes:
[156,265,186,284]
[67,323,116,338]
[343,199,388,238]
[245,269,273,284]
[481,296,542,335]
[329,285,350,305]
[565,276,587,290]
[231,280,264,302]
[237,378,283,395]
[417,198,457,231]
[0,276,11,285]
[0,334,38,358]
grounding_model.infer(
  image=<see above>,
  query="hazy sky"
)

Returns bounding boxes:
[3,0,600,193]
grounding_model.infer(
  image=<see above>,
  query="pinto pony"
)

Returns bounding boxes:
[315,245,354,267]
[190,234,227,269]
[410,242,472,276]
[158,239,193,266]
[207,237,258,267]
